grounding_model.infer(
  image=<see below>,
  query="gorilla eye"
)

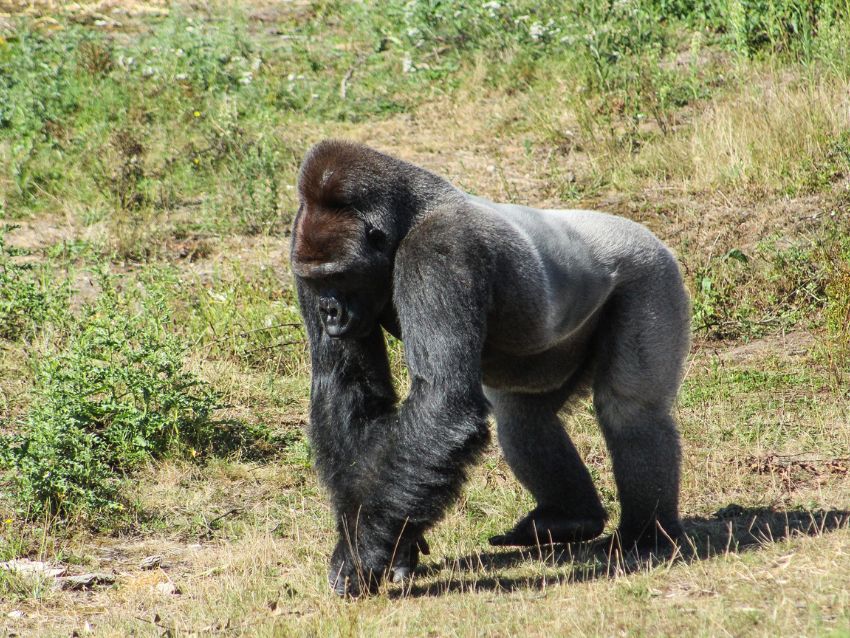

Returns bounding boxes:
[366,226,386,250]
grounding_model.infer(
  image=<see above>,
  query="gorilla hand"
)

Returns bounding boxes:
[329,533,430,596]
[390,536,430,583]
[328,538,383,598]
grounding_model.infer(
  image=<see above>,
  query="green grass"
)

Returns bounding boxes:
[0,1,848,636]
[0,227,70,340]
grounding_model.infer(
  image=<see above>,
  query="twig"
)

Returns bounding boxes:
[340,53,368,100]
[207,507,243,527]
[241,340,303,356]
[201,508,244,539]
[187,322,303,352]
[209,322,302,343]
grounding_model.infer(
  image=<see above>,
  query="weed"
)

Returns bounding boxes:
[76,39,113,78]
[133,12,259,93]
[223,137,289,235]
[107,129,147,211]
[0,227,69,340]
[0,28,83,138]
[0,567,54,603]
[691,247,759,338]
[822,222,850,382]
[2,273,222,522]
[178,263,306,374]
[689,227,844,340]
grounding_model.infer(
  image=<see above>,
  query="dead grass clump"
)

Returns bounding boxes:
[620,72,850,194]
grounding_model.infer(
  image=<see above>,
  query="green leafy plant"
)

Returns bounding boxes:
[822,223,850,381]
[225,137,288,235]
[2,274,221,521]
[0,227,69,340]
[691,248,754,337]
[182,263,306,373]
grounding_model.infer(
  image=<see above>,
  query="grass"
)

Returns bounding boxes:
[0,1,848,636]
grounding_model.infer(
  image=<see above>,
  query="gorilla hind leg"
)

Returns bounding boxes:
[592,282,689,551]
[488,388,607,546]
[593,397,683,550]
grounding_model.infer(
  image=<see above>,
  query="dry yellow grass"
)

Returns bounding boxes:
[0,0,168,17]
[614,70,850,195]
[2,326,848,636]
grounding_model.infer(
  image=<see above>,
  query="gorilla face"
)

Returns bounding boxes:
[291,204,392,339]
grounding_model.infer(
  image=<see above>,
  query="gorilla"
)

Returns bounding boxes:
[290,140,690,597]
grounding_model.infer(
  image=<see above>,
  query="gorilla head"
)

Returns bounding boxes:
[290,142,400,338]
[291,204,390,338]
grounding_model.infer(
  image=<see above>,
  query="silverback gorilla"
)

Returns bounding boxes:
[290,140,690,597]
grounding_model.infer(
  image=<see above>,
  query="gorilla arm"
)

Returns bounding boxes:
[297,222,493,596]
[296,282,400,594]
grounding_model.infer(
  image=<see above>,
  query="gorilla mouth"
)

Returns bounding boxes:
[324,320,349,338]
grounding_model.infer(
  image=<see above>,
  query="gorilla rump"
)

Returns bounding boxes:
[290,140,690,597]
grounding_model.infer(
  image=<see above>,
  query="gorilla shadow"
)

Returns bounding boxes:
[396,506,849,598]
[204,419,302,462]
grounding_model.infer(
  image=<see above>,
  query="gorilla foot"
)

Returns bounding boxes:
[489,506,605,547]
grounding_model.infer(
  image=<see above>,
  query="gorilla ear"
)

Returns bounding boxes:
[366,225,387,250]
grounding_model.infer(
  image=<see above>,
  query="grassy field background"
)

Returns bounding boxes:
[0,0,848,635]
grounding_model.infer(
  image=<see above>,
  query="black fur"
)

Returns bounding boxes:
[291,140,691,596]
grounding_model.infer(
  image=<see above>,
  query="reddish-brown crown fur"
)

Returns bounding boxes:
[292,140,375,266]
[297,139,383,209]
[292,206,360,265]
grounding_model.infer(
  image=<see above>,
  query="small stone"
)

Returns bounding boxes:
[0,559,66,578]
[156,581,181,595]
[7,610,24,619]
[139,555,163,570]
[55,573,115,590]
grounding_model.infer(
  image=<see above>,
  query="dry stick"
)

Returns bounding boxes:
[241,340,303,356]
[352,506,367,594]
[724,520,734,557]
[207,507,242,525]
[340,53,368,100]
[203,507,243,538]
[657,522,682,567]
[188,322,303,351]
